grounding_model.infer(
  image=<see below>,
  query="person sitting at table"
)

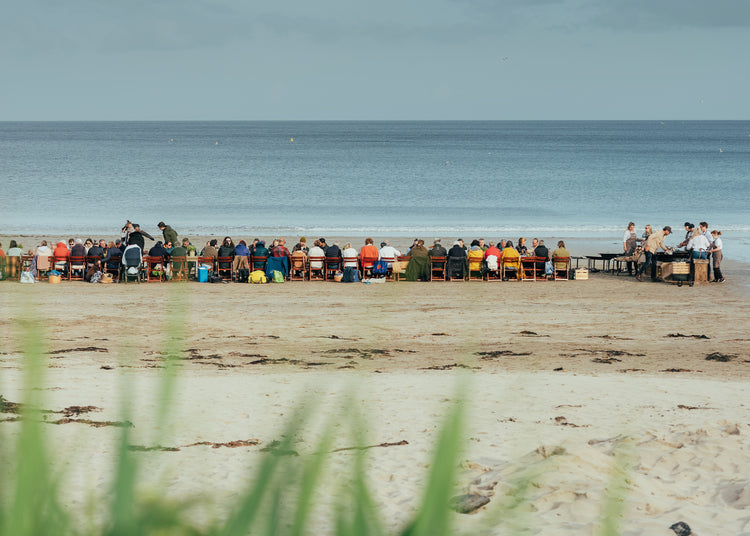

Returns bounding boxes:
[217,237,236,272]
[5,240,23,278]
[202,239,219,258]
[232,240,250,272]
[517,237,529,256]
[533,239,549,273]
[483,242,502,272]
[405,239,430,281]
[325,241,343,270]
[552,240,571,273]
[467,240,484,274]
[429,239,447,258]
[342,243,358,268]
[307,240,325,271]
[379,241,401,263]
[36,240,52,257]
[501,240,521,278]
[360,238,379,271]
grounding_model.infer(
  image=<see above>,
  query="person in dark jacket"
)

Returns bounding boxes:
[251,240,269,270]
[217,237,236,270]
[429,239,447,257]
[158,222,178,247]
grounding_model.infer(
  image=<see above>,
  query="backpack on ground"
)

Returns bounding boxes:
[371,260,388,277]
[342,266,359,283]
[249,270,267,284]
[236,268,249,283]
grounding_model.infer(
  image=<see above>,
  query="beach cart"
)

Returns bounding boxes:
[661,261,692,287]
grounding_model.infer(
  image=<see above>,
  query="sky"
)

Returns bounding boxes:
[2,0,749,120]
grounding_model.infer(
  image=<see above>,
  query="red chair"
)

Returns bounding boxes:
[520,256,539,281]
[380,256,395,280]
[250,255,267,273]
[502,256,521,281]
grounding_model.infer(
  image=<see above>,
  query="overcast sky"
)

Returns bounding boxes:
[2,0,748,120]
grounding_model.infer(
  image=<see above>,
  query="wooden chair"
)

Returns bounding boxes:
[169,256,188,282]
[502,257,521,281]
[68,255,86,281]
[85,255,103,280]
[428,256,447,281]
[308,256,326,281]
[103,254,122,281]
[360,256,378,279]
[447,257,467,281]
[250,255,267,273]
[467,252,484,281]
[380,256,396,280]
[325,257,343,281]
[216,256,234,281]
[145,256,167,282]
[553,256,570,281]
[36,255,52,280]
[520,256,539,281]
[393,256,410,281]
[484,255,502,281]
[290,255,307,281]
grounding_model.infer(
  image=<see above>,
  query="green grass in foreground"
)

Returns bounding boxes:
[0,294,630,536]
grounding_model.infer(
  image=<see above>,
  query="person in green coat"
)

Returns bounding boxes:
[158,221,178,247]
[405,239,430,281]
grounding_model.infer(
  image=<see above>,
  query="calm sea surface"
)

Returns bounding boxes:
[1,121,749,259]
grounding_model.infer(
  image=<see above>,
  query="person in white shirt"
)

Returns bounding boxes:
[342,243,359,268]
[378,241,401,265]
[307,240,325,270]
[699,221,714,278]
[686,229,710,259]
[36,240,52,256]
[708,230,724,282]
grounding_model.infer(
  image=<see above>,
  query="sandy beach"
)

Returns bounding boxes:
[2,237,750,534]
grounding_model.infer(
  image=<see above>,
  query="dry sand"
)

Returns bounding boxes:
[1,258,750,534]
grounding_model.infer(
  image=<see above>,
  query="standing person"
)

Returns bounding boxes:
[636,226,672,282]
[678,222,695,249]
[640,224,653,244]
[699,221,713,279]
[157,222,178,247]
[127,224,154,251]
[622,222,638,275]
[708,230,724,282]
[687,229,709,260]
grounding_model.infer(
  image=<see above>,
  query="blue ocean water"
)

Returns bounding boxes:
[1,120,749,259]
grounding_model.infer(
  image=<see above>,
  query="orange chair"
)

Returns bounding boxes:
[429,256,447,281]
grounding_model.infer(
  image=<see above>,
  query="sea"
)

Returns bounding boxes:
[1,120,749,261]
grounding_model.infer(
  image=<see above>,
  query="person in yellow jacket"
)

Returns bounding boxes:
[501,240,521,279]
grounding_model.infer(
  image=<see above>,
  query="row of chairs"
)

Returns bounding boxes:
[9,254,571,282]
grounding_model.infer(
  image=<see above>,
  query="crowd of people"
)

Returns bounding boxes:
[1,218,726,283]
[621,221,725,283]
[0,220,574,282]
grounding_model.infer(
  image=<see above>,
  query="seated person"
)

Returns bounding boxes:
[103,240,123,272]
[251,240,269,270]
[379,241,401,264]
[148,241,170,275]
[52,241,70,273]
[467,240,484,273]
[233,240,250,271]
[325,241,343,270]
[502,240,521,277]
[360,238,379,269]
[404,239,430,281]
[217,237,236,269]
[36,240,52,257]
[342,243,359,268]
[202,239,219,258]
[483,242,502,271]
[551,240,571,270]
[429,239,447,258]
[534,239,550,271]
[307,240,325,271]
[5,240,24,278]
